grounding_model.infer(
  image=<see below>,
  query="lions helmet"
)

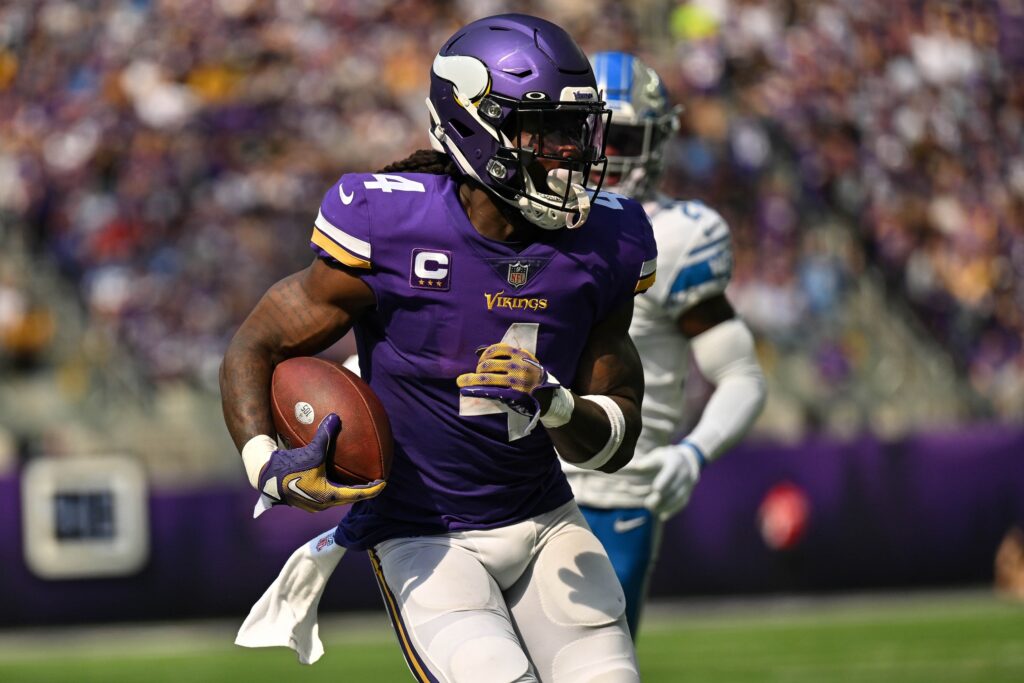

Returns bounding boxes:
[591,51,680,200]
[428,14,611,230]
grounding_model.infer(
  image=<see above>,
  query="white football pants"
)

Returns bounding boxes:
[370,500,639,683]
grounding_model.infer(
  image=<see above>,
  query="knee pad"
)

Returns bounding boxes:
[380,543,533,682]
[432,614,535,683]
[450,634,534,683]
[535,531,626,627]
[552,631,638,683]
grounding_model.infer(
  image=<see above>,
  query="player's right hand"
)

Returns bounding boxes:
[643,442,704,521]
[257,414,386,514]
[457,343,560,417]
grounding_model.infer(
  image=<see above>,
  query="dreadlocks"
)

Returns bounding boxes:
[377,149,460,176]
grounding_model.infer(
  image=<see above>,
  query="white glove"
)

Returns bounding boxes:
[643,442,705,521]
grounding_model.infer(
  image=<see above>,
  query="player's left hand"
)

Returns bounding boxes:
[643,442,704,521]
[457,343,561,419]
[257,414,386,515]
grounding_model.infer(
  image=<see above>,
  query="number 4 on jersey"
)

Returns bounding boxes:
[364,174,425,193]
[459,323,539,441]
[593,190,626,210]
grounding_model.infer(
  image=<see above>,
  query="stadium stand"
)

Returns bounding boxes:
[0,0,1021,481]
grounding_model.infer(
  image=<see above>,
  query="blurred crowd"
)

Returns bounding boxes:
[653,0,1024,419]
[1,0,1021,422]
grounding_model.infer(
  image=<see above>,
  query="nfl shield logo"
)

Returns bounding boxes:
[507,262,529,289]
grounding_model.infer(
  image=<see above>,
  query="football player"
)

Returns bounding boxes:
[221,17,657,682]
[562,51,767,639]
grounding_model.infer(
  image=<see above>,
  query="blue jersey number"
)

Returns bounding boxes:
[593,191,627,210]
[681,200,705,220]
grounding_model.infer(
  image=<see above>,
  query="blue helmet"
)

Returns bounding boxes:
[591,51,680,200]
[428,14,611,229]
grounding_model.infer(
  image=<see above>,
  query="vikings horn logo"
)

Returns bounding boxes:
[507,262,529,289]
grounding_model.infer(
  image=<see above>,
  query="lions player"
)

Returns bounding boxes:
[222,17,656,682]
[563,52,767,639]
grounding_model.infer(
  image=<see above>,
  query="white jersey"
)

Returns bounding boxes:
[565,196,734,508]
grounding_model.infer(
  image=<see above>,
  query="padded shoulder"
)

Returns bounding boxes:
[589,191,659,296]
[310,173,375,269]
[310,172,439,268]
[646,199,734,315]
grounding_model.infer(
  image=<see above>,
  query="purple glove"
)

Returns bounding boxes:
[456,343,561,419]
[258,414,385,514]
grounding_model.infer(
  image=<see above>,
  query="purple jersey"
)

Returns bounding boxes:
[310,173,657,550]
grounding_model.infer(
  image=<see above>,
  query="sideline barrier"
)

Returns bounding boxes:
[1,426,1021,626]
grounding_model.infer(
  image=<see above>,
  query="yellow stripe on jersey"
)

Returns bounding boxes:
[635,271,657,294]
[312,208,372,267]
[368,549,433,683]
[315,209,372,259]
[311,229,371,269]
[635,255,658,293]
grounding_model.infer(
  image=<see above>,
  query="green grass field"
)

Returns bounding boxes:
[1,591,1021,682]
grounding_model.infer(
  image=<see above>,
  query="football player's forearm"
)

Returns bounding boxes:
[220,283,298,453]
[553,298,643,470]
[548,393,641,472]
[221,268,362,452]
[687,318,766,461]
[688,372,765,460]
[220,331,278,452]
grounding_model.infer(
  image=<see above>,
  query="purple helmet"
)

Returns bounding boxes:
[427,14,611,229]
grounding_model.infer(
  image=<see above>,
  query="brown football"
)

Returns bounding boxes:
[270,356,393,485]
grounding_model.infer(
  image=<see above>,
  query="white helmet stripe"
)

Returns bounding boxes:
[431,57,513,147]
[432,54,490,104]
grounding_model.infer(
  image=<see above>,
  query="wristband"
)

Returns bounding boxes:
[680,439,708,470]
[242,434,277,489]
[540,385,575,428]
[567,395,626,470]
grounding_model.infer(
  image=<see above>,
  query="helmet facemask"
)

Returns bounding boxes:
[428,95,611,230]
[483,99,610,229]
[601,110,679,199]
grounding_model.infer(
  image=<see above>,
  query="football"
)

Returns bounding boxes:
[270,356,393,485]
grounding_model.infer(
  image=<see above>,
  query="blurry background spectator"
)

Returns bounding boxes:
[1,0,1020,480]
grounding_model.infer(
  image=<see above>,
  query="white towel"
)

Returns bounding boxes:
[235,527,345,664]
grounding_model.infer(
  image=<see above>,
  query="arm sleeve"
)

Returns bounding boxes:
[309,174,373,269]
[684,318,767,462]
